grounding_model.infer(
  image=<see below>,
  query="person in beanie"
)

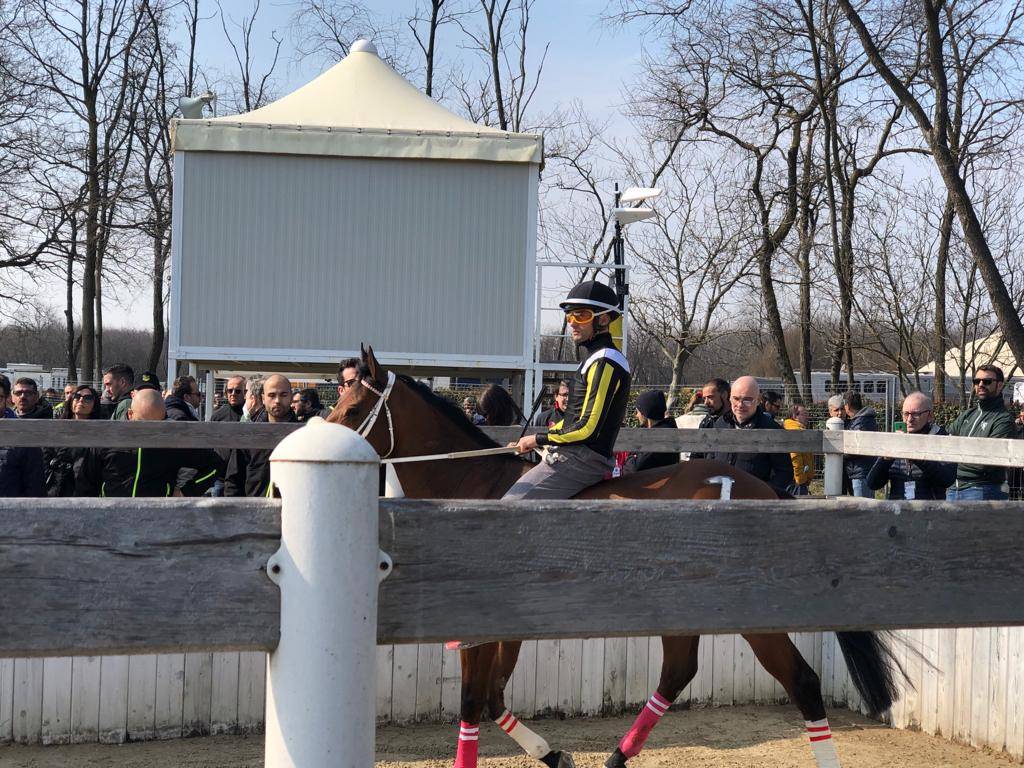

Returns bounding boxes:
[624,390,679,473]
[503,280,631,499]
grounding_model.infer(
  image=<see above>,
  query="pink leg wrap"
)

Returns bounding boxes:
[454,721,479,768]
[619,691,671,758]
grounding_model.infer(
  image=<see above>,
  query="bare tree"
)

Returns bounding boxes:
[12,0,151,383]
[626,152,758,405]
[839,0,1024,388]
[457,0,549,131]
[219,0,281,113]
[289,0,409,71]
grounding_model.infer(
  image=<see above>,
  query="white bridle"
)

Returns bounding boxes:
[355,371,396,459]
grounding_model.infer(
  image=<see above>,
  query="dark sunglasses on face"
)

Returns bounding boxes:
[226,388,245,394]
[973,378,999,386]
[73,393,95,402]
[12,390,35,398]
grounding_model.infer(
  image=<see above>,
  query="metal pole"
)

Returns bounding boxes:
[823,417,845,496]
[264,419,389,768]
[204,370,215,421]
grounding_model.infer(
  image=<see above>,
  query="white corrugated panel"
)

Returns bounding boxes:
[175,152,532,363]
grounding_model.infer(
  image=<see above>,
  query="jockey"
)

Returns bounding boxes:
[505,280,631,499]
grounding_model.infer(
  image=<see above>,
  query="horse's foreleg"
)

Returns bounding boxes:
[744,633,839,768]
[486,641,573,768]
[456,643,499,768]
[606,635,700,768]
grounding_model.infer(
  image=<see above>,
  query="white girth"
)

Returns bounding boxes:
[355,371,397,459]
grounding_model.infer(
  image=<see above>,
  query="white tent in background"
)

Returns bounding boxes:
[916,333,1021,381]
[169,39,544,405]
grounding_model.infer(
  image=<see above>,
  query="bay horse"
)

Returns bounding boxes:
[327,347,902,768]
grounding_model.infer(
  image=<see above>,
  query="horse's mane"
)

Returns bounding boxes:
[358,362,498,449]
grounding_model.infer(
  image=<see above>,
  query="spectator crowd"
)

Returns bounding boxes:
[2,358,1020,502]
[0,358,361,499]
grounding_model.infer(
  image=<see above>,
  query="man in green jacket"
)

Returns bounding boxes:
[946,364,1016,500]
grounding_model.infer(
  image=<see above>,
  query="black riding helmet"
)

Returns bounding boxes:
[559,280,621,316]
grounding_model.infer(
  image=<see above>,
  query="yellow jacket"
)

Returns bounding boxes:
[783,418,814,486]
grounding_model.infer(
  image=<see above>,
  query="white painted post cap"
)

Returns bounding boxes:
[270,417,379,464]
[350,39,378,56]
[825,416,845,431]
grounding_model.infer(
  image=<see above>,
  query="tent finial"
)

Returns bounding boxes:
[350,39,378,56]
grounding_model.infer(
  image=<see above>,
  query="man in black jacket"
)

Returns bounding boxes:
[225,374,297,497]
[711,375,792,493]
[0,376,45,497]
[866,392,956,499]
[165,376,200,421]
[843,390,878,498]
[533,380,569,427]
[624,390,679,473]
[212,376,246,423]
[77,390,221,497]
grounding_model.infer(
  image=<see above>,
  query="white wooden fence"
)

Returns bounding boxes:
[4,632,1021,763]
[2,420,1024,762]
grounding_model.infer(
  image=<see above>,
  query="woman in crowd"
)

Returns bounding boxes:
[477,384,523,427]
[44,384,101,497]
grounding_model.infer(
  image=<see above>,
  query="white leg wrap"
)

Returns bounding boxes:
[806,718,841,768]
[495,709,550,759]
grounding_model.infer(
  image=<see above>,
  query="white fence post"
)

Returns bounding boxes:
[823,416,845,496]
[264,418,388,768]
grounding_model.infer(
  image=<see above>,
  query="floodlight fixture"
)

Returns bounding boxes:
[178,91,217,119]
[618,186,663,204]
[613,207,656,226]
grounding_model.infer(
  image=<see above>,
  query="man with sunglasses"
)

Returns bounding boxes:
[504,281,631,500]
[212,376,247,423]
[0,374,45,497]
[866,392,956,499]
[11,377,53,420]
[946,364,1016,500]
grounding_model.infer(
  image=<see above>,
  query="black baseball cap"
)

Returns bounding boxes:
[133,371,162,392]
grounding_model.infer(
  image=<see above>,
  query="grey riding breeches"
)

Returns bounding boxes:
[501,444,613,500]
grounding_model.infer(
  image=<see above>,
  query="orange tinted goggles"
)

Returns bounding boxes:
[565,308,611,325]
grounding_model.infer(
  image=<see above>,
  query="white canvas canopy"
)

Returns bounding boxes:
[172,40,542,165]
[917,332,1022,379]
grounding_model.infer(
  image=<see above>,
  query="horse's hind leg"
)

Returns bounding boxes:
[456,642,499,768]
[606,635,700,767]
[485,641,573,768]
[744,633,840,768]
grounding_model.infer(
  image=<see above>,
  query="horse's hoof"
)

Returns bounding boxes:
[605,748,627,768]
[540,750,575,768]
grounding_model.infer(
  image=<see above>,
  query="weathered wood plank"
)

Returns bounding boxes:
[236,651,266,732]
[154,654,185,739]
[376,645,395,722]
[0,419,303,448]
[376,498,1024,643]
[12,658,42,744]
[209,652,239,734]
[69,656,100,743]
[510,640,537,717]
[40,657,72,745]
[0,498,280,657]
[0,420,825,453]
[181,652,213,736]
[832,429,1024,469]
[126,655,158,741]
[97,655,128,743]
[0,657,13,743]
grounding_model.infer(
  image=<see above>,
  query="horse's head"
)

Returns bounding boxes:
[326,344,398,456]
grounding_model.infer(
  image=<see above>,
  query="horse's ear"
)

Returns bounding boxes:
[365,345,381,379]
[360,342,367,361]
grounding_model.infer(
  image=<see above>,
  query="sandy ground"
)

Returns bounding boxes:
[0,706,1015,768]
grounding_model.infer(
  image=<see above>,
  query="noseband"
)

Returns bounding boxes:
[355,371,396,459]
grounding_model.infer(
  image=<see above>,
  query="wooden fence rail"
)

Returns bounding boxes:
[3,420,1023,468]
[4,496,1024,659]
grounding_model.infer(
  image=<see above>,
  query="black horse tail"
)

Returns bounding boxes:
[835,631,907,717]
